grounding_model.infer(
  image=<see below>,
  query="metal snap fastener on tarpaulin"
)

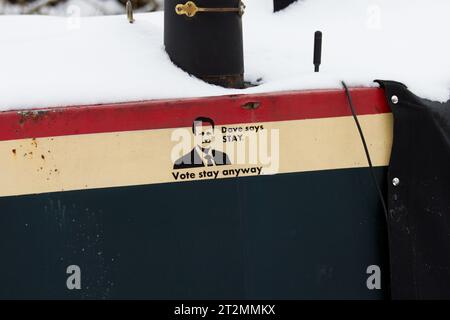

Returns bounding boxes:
[392,177,400,186]
[391,95,399,104]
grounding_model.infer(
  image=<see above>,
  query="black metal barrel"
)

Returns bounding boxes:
[164,0,245,88]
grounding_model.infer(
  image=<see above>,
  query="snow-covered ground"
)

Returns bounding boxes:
[0,0,163,16]
[0,0,449,110]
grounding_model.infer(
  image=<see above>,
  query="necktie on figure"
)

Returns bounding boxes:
[204,154,214,166]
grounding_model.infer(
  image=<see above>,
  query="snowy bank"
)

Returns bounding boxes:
[1,0,449,110]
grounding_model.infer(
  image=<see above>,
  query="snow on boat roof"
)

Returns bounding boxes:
[1,0,449,111]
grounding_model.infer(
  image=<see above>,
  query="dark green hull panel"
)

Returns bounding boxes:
[0,167,389,299]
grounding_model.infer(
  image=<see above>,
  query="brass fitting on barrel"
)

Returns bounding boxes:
[175,1,246,18]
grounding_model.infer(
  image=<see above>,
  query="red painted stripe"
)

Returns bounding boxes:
[0,88,389,141]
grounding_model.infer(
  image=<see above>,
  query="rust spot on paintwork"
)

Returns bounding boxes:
[242,101,261,110]
[31,138,38,148]
[17,110,51,127]
[12,149,16,155]
[41,155,45,160]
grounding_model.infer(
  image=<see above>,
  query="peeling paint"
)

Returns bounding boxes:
[17,110,51,127]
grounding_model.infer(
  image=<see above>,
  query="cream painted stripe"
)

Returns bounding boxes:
[279,113,393,173]
[0,114,393,197]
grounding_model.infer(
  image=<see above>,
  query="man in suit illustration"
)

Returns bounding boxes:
[173,117,231,170]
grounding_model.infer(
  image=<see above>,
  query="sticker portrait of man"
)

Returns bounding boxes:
[173,117,231,170]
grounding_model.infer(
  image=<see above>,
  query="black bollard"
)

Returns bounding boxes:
[164,0,245,88]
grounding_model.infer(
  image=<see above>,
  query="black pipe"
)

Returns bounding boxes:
[313,31,322,72]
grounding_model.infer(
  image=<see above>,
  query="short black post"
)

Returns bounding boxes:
[313,31,322,72]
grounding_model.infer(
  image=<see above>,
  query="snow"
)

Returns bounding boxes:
[0,0,449,110]
[0,0,162,16]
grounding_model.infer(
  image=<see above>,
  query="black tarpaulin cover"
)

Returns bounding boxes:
[273,0,297,12]
[378,80,450,299]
